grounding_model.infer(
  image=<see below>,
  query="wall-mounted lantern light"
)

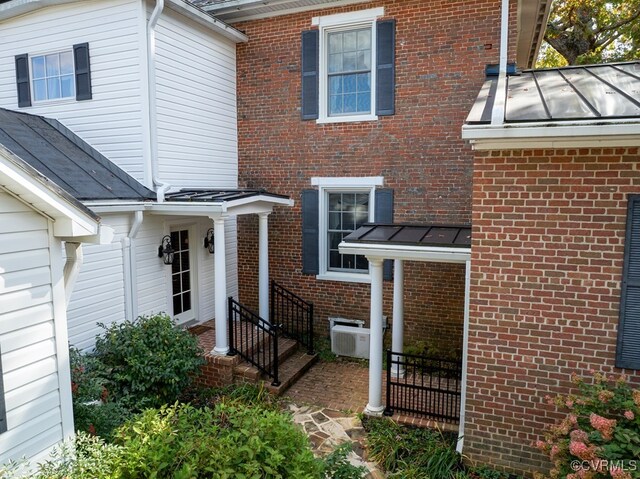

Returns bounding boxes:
[158,235,175,265]
[204,228,215,254]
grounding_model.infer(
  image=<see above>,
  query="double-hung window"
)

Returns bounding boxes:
[31,51,75,102]
[302,177,393,283]
[302,8,395,123]
[15,43,92,108]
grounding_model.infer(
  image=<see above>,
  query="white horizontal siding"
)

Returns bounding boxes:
[66,214,130,351]
[0,192,64,464]
[154,6,238,189]
[0,0,146,182]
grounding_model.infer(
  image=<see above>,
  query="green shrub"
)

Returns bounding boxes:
[321,443,367,479]
[70,347,131,441]
[114,401,323,478]
[535,371,640,479]
[94,314,204,410]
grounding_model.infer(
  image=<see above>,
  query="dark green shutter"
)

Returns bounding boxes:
[73,43,92,101]
[375,188,394,280]
[15,54,31,108]
[616,195,640,369]
[376,19,395,116]
[0,342,6,434]
[301,30,319,120]
[302,189,319,274]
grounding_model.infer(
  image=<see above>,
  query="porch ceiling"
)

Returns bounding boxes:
[339,223,471,263]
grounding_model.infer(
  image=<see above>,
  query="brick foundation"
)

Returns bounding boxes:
[466,147,640,474]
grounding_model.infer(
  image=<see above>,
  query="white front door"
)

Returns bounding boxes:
[170,228,195,324]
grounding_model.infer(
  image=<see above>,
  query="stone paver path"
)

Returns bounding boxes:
[289,403,385,478]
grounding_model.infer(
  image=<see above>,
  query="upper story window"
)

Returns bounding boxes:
[15,43,92,108]
[31,51,75,102]
[327,28,372,117]
[302,8,395,124]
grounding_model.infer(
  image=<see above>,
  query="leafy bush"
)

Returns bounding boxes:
[94,314,204,410]
[181,382,284,412]
[535,371,640,479]
[114,402,322,478]
[70,348,131,441]
[321,443,367,479]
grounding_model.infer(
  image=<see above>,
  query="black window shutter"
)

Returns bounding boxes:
[301,30,319,120]
[375,188,394,280]
[616,195,640,370]
[15,54,31,108]
[73,43,92,101]
[0,342,6,434]
[302,189,319,274]
[376,19,395,116]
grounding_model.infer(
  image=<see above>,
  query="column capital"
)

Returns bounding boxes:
[367,257,384,266]
[258,211,271,219]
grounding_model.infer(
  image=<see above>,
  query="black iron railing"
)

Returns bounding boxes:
[384,350,462,422]
[228,297,280,386]
[270,281,314,354]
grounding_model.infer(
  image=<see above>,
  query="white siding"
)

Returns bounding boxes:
[0,192,64,463]
[154,5,239,189]
[0,0,146,182]
[66,214,130,351]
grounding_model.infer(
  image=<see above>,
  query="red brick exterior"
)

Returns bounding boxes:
[235,0,503,351]
[467,148,640,473]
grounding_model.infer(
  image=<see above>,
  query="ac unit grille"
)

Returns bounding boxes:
[331,325,370,359]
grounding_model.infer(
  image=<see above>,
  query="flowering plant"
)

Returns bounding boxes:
[535,371,640,479]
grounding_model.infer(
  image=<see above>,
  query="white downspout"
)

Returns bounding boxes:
[63,242,83,306]
[147,0,170,202]
[491,0,510,125]
[122,211,144,320]
[457,259,472,454]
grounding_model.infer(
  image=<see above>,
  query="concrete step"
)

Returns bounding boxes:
[233,337,298,381]
[265,351,318,396]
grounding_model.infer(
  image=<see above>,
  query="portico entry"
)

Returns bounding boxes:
[339,223,471,451]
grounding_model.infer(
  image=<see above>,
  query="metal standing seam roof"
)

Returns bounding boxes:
[164,189,290,202]
[0,108,156,202]
[466,61,640,124]
[343,224,472,248]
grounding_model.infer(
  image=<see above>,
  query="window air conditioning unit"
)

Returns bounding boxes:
[331,325,370,359]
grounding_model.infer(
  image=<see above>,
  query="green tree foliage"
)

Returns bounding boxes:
[536,0,640,67]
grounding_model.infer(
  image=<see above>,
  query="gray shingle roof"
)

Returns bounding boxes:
[0,108,155,201]
[466,61,640,124]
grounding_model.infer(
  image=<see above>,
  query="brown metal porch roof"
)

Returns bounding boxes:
[344,224,471,248]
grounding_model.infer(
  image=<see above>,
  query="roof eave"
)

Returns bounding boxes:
[462,121,640,150]
[339,241,471,263]
[516,0,552,68]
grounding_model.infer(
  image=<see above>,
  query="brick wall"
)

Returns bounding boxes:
[466,147,640,474]
[234,0,503,350]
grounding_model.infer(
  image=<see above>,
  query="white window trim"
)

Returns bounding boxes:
[313,8,384,125]
[29,49,76,105]
[312,176,384,283]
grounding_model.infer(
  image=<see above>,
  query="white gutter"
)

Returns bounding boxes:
[63,242,83,306]
[147,0,171,202]
[491,0,509,126]
[122,211,143,321]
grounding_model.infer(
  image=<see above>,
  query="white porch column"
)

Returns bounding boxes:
[366,257,385,415]
[391,259,405,378]
[258,212,270,322]
[213,217,229,355]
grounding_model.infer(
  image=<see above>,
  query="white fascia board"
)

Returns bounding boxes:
[462,121,640,150]
[148,202,226,216]
[0,148,99,238]
[339,242,471,263]
[165,0,248,43]
[311,176,384,187]
[204,0,373,23]
[0,0,81,22]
